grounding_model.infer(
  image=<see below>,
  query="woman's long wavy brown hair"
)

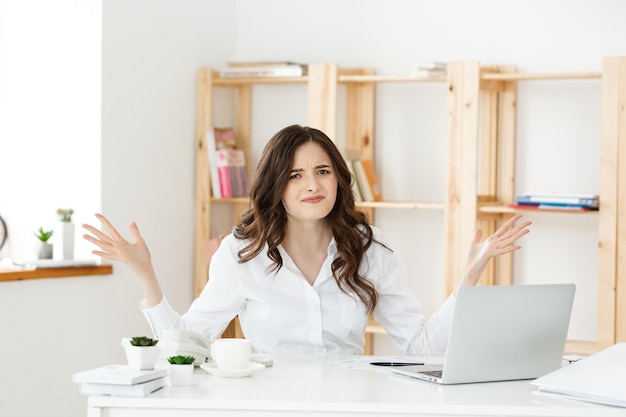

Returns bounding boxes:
[233,124,383,313]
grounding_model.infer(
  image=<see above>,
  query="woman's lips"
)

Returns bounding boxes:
[303,196,324,203]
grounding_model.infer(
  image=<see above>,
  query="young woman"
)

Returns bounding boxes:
[83,124,531,356]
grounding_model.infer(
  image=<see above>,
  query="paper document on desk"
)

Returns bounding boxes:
[531,343,626,408]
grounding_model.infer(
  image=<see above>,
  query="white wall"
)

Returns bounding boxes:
[0,1,235,416]
[232,0,626,352]
[1,1,625,416]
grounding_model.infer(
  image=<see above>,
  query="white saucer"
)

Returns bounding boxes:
[200,362,265,378]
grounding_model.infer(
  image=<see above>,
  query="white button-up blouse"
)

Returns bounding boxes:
[141,226,456,356]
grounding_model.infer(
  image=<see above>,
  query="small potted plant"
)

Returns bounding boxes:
[167,355,196,386]
[56,208,74,222]
[34,227,54,259]
[123,336,160,370]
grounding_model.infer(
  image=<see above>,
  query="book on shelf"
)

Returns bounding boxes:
[228,148,249,197]
[414,61,447,70]
[78,376,167,397]
[206,127,236,198]
[352,159,382,202]
[71,364,168,386]
[508,203,596,212]
[411,61,447,77]
[515,192,599,209]
[411,69,447,77]
[341,149,363,202]
[215,148,249,198]
[226,60,305,67]
[219,63,307,78]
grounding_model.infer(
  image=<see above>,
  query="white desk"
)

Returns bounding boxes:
[87,356,624,417]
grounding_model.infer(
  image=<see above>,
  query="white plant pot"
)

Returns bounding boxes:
[37,242,53,259]
[168,364,194,386]
[124,345,160,370]
[53,221,75,260]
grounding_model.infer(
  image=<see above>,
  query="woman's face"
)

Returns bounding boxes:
[281,142,338,224]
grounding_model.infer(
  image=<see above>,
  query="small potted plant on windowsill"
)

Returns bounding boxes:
[34,227,54,259]
[167,355,196,386]
[122,336,160,370]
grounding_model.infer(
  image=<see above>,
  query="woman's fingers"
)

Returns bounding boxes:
[82,213,132,260]
[95,213,125,242]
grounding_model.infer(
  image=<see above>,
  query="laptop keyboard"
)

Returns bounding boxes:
[420,370,443,378]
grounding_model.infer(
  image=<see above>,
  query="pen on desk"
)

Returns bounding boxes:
[370,361,424,367]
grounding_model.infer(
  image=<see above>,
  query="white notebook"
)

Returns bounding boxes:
[72,364,167,385]
[532,343,626,408]
[79,376,167,397]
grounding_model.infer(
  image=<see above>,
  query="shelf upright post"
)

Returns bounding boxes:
[599,56,626,347]
[194,67,214,296]
[308,63,338,138]
[476,65,518,286]
[445,62,481,295]
[344,67,376,354]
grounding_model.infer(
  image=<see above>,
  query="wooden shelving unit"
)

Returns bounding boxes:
[194,58,625,355]
[446,58,626,355]
[194,64,448,348]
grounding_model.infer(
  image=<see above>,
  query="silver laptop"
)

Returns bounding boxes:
[389,283,576,385]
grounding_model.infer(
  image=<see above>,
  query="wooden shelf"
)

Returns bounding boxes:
[0,264,113,282]
[481,72,602,81]
[357,201,444,210]
[210,197,444,211]
[339,74,446,83]
[212,74,308,86]
[479,205,599,215]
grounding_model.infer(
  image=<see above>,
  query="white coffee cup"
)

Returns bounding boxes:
[210,338,251,370]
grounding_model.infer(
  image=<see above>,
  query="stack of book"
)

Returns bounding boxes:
[342,149,382,202]
[206,127,249,198]
[410,61,447,78]
[72,364,168,397]
[512,192,599,211]
[219,60,308,78]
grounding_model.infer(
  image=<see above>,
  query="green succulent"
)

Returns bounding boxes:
[34,227,54,242]
[130,336,158,347]
[167,355,196,365]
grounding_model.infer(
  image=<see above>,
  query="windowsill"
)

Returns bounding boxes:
[0,264,113,282]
